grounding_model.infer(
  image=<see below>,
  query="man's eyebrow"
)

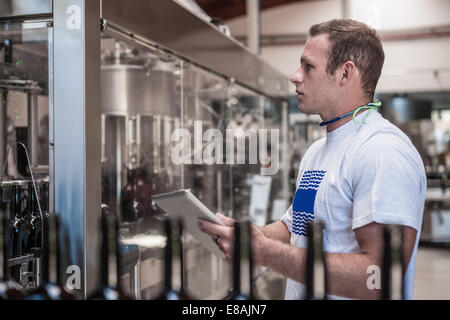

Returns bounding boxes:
[300,57,313,65]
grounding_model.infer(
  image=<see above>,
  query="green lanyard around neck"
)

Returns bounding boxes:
[318,99,382,127]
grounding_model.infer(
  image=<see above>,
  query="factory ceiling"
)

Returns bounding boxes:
[195,0,310,21]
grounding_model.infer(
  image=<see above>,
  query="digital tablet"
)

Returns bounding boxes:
[152,189,226,259]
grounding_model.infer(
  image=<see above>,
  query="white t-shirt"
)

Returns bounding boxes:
[281,110,426,300]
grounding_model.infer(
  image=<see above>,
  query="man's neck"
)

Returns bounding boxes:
[322,98,372,133]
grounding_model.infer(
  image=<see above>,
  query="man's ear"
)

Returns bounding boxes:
[339,61,357,85]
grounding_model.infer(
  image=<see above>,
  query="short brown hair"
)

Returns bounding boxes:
[309,19,385,99]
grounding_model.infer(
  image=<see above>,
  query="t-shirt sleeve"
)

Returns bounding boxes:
[281,204,293,232]
[351,133,426,231]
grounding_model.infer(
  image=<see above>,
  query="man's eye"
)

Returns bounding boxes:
[304,64,312,72]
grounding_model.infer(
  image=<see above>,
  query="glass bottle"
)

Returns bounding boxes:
[304,222,315,300]
[304,222,328,300]
[229,220,256,300]
[40,182,49,217]
[120,168,144,222]
[27,183,42,250]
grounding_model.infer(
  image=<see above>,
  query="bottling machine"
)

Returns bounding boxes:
[0,0,290,299]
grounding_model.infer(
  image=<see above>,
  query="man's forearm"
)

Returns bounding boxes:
[259,221,290,244]
[260,238,381,299]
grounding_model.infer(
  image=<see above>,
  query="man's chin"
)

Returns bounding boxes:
[297,103,308,114]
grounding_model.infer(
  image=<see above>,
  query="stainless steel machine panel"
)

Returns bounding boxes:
[0,0,52,19]
[101,64,152,116]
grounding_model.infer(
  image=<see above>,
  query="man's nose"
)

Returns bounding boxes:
[290,67,303,85]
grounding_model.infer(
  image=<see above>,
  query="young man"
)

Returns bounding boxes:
[198,19,426,299]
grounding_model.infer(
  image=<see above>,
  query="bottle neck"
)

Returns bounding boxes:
[164,220,173,291]
[232,222,241,296]
[101,177,109,206]
[305,222,328,300]
[128,169,138,194]
[100,215,109,287]
[99,214,122,290]
[114,218,123,292]
[305,223,315,300]
[41,215,50,283]
[247,222,254,299]
[382,227,392,300]
[232,221,254,299]
[1,188,10,280]
[47,214,62,286]
[56,222,63,287]
[29,184,37,217]
[12,186,22,218]
[41,183,48,215]
[178,222,186,294]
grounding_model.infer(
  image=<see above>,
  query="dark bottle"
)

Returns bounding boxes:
[3,38,13,64]
[133,167,159,217]
[304,222,328,300]
[21,184,31,222]
[229,220,256,300]
[102,177,114,219]
[101,176,110,208]
[381,226,392,300]
[40,182,49,217]
[25,213,76,300]
[87,213,132,300]
[157,219,191,300]
[26,183,42,250]
[0,186,25,300]
[10,185,31,260]
[381,225,406,300]
[304,222,315,300]
[120,168,145,222]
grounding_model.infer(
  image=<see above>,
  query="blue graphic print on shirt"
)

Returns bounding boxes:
[292,170,326,236]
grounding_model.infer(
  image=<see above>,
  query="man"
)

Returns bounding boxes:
[198,19,426,300]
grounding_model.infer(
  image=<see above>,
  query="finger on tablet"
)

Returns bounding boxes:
[216,213,234,226]
[198,219,229,238]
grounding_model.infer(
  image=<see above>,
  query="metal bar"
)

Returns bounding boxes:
[53,0,101,297]
[0,91,6,170]
[8,254,35,267]
[246,0,261,55]
[236,24,450,47]
[48,21,54,216]
[27,91,39,167]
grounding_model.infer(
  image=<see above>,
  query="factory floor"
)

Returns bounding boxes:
[414,246,450,300]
